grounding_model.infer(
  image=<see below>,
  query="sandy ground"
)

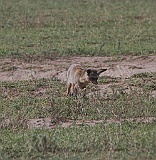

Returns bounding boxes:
[0,55,156,82]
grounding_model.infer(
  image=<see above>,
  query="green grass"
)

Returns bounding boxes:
[129,72,156,91]
[0,0,156,56]
[1,78,156,121]
[1,123,156,160]
[0,76,156,159]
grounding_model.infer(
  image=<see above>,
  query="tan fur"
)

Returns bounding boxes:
[66,64,107,96]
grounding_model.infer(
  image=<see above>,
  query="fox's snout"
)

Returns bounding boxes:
[91,81,98,85]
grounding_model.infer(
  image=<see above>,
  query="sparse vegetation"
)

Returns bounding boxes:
[0,0,156,159]
[1,76,156,159]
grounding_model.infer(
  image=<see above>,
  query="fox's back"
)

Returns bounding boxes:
[67,64,85,83]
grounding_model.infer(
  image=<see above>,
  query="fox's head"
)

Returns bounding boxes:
[87,69,107,84]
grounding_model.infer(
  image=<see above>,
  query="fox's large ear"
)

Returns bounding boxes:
[97,69,107,75]
[87,69,92,75]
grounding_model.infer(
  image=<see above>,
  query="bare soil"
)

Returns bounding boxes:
[27,117,156,129]
[0,55,156,82]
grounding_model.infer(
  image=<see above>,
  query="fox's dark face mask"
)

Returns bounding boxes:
[87,69,107,85]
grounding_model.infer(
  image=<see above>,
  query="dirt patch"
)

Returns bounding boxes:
[1,117,155,129]
[27,117,156,129]
[1,55,156,98]
[0,55,156,82]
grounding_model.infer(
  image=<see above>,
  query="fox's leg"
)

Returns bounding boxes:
[74,84,78,97]
[70,84,75,96]
[66,82,72,96]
